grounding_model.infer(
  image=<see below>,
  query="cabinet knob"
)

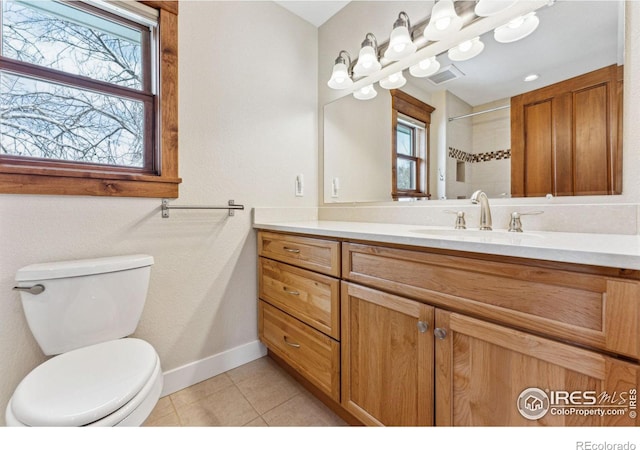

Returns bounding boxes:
[417,321,429,333]
[434,328,448,340]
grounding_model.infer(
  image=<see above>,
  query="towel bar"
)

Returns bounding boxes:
[161,199,244,218]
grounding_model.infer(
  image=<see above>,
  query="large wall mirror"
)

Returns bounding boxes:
[323,1,625,204]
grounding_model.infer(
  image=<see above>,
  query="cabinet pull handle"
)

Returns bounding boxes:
[417,321,429,333]
[434,328,448,340]
[283,287,300,296]
[283,247,301,253]
[283,336,301,348]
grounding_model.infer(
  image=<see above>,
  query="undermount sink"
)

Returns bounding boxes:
[410,228,543,241]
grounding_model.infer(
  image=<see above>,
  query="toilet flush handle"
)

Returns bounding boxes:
[12,284,45,295]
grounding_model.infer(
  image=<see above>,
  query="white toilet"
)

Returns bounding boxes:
[6,254,163,427]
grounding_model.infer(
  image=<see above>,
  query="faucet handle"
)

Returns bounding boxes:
[444,210,466,229]
[508,210,543,232]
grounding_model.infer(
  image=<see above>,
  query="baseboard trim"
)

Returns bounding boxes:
[160,340,267,396]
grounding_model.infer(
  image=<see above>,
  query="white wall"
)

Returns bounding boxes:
[323,92,391,203]
[0,0,318,425]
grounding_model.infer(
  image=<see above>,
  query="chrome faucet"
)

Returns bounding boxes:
[470,190,492,230]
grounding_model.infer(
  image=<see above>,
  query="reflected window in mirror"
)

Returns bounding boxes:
[391,90,434,200]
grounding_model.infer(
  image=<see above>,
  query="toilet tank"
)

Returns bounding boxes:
[15,255,154,355]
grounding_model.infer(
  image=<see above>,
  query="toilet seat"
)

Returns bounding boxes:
[6,338,162,427]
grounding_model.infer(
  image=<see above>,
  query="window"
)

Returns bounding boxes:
[0,0,180,197]
[396,118,424,191]
[391,90,434,200]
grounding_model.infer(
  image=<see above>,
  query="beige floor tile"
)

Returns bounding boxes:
[261,392,348,427]
[228,357,303,415]
[176,384,259,426]
[143,410,181,427]
[144,396,180,426]
[170,372,234,410]
[226,356,282,384]
[244,417,269,427]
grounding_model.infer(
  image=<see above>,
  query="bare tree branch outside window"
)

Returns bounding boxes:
[0,0,147,168]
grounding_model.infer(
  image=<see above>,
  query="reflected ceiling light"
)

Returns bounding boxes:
[423,0,463,41]
[494,12,540,43]
[327,50,353,89]
[384,12,417,61]
[353,84,378,100]
[448,37,484,61]
[379,71,407,89]
[474,0,517,17]
[409,56,441,78]
[353,33,382,77]
[523,73,539,82]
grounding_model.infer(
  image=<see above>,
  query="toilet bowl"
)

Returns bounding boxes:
[6,338,162,426]
[7,255,162,426]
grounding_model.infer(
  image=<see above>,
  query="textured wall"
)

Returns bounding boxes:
[0,1,317,425]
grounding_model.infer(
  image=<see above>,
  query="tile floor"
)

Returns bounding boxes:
[144,356,347,427]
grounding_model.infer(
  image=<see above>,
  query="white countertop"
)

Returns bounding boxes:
[253,220,640,270]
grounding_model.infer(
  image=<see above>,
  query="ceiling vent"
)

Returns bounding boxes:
[427,64,464,85]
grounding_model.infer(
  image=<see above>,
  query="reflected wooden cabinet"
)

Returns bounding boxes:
[511,64,623,197]
[341,282,434,426]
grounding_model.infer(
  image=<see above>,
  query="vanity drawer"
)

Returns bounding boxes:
[343,243,640,359]
[259,300,340,402]
[258,231,340,277]
[259,258,340,340]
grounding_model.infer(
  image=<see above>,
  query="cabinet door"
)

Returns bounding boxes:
[435,309,640,426]
[341,282,434,426]
[511,64,621,197]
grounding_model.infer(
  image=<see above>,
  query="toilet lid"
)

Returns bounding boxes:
[11,338,158,426]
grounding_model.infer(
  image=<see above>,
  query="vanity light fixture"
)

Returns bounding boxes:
[353,33,382,77]
[384,12,417,61]
[327,50,353,89]
[423,0,463,41]
[379,71,407,89]
[474,0,518,17]
[353,84,378,100]
[409,56,441,78]
[494,12,540,43]
[448,36,484,61]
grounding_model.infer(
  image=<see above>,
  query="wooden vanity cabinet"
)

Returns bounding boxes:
[257,231,341,402]
[257,230,640,426]
[342,242,640,427]
[341,282,434,426]
[435,309,639,426]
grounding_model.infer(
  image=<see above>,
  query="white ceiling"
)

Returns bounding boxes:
[275,1,350,27]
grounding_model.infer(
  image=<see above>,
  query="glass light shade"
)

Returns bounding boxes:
[379,71,407,89]
[409,56,441,78]
[327,62,353,89]
[384,25,417,61]
[474,0,517,17]
[448,37,485,61]
[494,12,540,43]
[353,46,381,77]
[423,0,463,41]
[353,84,377,100]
